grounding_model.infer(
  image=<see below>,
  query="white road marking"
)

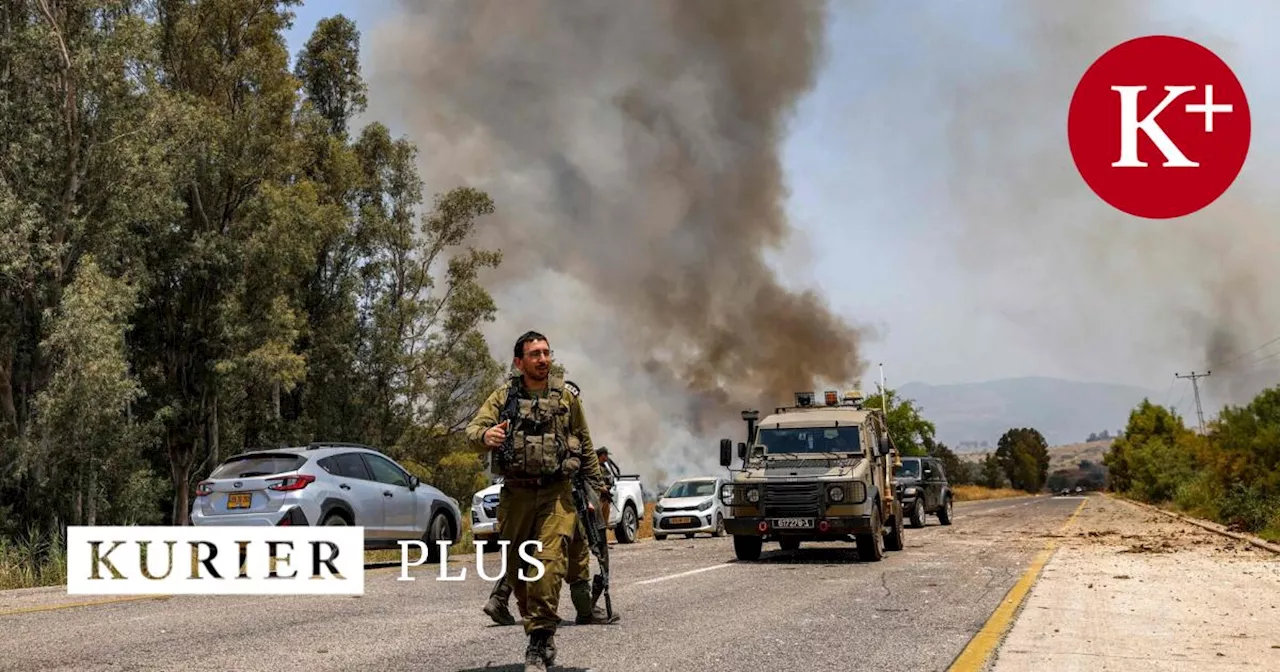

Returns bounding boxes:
[631,563,733,586]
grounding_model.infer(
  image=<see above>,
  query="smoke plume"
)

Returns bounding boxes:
[367,0,864,482]
[836,0,1280,418]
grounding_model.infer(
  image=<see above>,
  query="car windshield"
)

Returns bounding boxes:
[756,426,862,455]
[665,480,716,498]
[209,453,306,479]
[895,460,921,478]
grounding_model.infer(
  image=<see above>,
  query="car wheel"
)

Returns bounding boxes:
[713,513,726,537]
[938,496,953,526]
[909,499,925,528]
[425,512,454,562]
[615,502,639,544]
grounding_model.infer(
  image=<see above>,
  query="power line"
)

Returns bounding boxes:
[1175,371,1210,434]
[1209,333,1280,373]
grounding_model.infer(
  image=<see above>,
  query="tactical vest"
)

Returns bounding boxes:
[499,375,578,478]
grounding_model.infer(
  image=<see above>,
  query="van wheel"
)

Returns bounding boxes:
[615,502,638,544]
[733,535,762,561]
[884,502,905,552]
[855,503,885,562]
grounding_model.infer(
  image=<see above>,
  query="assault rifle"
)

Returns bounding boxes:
[492,388,521,471]
[570,470,614,621]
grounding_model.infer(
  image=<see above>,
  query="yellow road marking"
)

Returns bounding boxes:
[948,498,1087,672]
[0,595,169,617]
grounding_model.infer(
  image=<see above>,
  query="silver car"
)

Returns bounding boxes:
[652,476,727,540]
[191,442,461,556]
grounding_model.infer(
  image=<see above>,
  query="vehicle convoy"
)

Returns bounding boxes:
[893,456,953,528]
[652,476,728,540]
[717,390,906,562]
[192,442,462,558]
[471,453,646,546]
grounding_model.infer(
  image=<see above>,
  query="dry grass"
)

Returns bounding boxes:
[952,485,1034,502]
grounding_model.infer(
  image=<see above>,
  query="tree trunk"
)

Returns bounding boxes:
[170,441,192,526]
[210,393,219,467]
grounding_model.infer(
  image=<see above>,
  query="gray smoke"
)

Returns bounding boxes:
[836,0,1280,418]
[367,0,864,482]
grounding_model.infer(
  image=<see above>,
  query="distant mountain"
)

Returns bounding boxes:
[896,377,1159,451]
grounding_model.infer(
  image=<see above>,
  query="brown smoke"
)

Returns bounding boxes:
[837,1,1280,417]
[367,0,865,481]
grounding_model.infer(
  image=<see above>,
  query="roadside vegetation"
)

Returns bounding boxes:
[1105,388,1280,543]
[952,485,1029,502]
[0,6,506,588]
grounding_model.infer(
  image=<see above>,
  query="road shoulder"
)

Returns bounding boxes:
[990,495,1280,671]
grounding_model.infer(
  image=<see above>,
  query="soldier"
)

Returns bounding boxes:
[467,330,610,671]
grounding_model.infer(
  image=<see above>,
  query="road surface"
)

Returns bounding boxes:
[6,494,1271,671]
[0,496,1081,671]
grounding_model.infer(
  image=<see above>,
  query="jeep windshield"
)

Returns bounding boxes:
[894,460,921,478]
[664,480,716,498]
[756,426,862,455]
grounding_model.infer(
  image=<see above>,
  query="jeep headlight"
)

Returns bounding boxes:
[904,486,918,496]
[698,498,713,511]
[827,485,845,502]
[745,486,760,504]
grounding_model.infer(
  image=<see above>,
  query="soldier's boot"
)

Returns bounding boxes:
[523,629,556,671]
[570,580,620,624]
[483,579,516,626]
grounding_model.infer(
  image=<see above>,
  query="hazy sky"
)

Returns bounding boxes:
[281,1,1280,424]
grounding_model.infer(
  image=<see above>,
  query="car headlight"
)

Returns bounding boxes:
[472,494,483,508]
[904,486,918,496]
[746,487,760,503]
[827,485,845,502]
[655,504,665,513]
[698,498,713,511]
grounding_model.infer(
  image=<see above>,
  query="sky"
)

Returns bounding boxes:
[280,0,1280,427]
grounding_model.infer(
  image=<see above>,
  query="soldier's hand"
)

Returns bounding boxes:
[561,456,580,475]
[598,488,613,503]
[483,420,509,449]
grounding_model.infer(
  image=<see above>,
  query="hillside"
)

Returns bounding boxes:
[897,377,1157,451]
[959,439,1114,472]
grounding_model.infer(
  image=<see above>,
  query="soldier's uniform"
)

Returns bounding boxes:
[466,371,608,669]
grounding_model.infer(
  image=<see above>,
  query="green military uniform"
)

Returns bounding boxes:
[466,372,608,661]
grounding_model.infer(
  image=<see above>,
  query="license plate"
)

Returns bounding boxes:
[227,493,252,509]
[669,516,694,525]
[771,517,814,529]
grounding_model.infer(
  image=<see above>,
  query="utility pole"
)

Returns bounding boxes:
[1175,371,1211,434]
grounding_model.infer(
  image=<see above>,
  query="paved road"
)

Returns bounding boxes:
[0,496,1087,672]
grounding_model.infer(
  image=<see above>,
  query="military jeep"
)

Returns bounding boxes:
[717,390,905,562]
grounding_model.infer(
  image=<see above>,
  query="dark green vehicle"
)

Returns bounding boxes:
[893,456,953,528]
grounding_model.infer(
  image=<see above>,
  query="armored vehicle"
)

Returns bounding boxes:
[893,456,954,527]
[717,390,905,562]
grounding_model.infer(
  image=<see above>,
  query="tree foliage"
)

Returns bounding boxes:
[994,427,1050,493]
[0,5,504,542]
[1107,392,1280,537]
[860,387,936,457]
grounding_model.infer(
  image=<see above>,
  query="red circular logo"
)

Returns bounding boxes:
[1068,35,1250,219]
